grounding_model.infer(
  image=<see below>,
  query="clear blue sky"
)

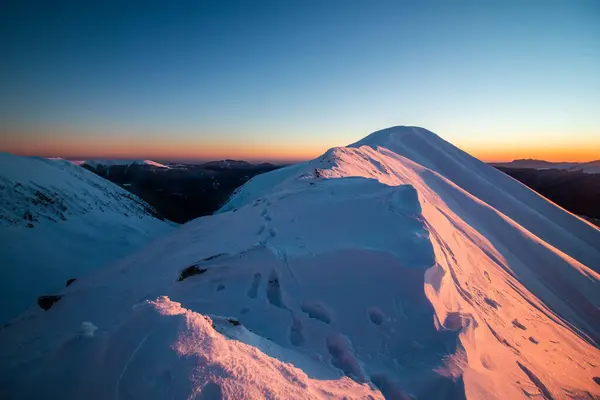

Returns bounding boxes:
[1,0,598,162]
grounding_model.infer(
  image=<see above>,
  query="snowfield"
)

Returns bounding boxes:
[0,153,175,323]
[0,127,599,399]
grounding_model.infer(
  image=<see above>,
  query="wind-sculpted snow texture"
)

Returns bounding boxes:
[1,127,599,399]
[0,153,174,323]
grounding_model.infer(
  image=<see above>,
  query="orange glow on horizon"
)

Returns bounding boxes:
[0,135,327,163]
[2,133,598,164]
[465,144,600,163]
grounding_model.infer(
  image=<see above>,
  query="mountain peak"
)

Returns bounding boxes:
[349,125,437,149]
[2,130,600,399]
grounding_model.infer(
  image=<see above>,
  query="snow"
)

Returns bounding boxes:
[80,321,98,337]
[494,158,600,174]
[0,153,175,323]
[82,159,170,169]
[1,127,599,399]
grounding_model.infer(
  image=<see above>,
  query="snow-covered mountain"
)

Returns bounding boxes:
[493,158,600,174]
[81,159,170,169]
[201,159,277,169]
[0,153,175,323]
[1,127,599,399]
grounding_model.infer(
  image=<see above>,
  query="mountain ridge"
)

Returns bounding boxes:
[1,127,599,399]
[0,152,175,323]
[492,159,600,174]
[80,159,170,169]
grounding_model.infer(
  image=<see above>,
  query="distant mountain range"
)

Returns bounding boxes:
[67,158,276,170]
[200,159,276,169]
[80,159,281,223]
[492,159,600,222]
[59,159,170,169]
[492,159,600,174]
[84,159,170,169]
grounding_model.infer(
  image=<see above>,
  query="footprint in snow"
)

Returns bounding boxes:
[266,271,285,308]
[367,307,386,326]
[289,317,305,346]
[326,334,366,381]
[300,302,332,324]
[247,273,262,299]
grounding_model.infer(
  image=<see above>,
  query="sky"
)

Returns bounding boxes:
[1,0,598,163]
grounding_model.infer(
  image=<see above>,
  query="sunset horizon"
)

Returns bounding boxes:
[3,125,599,164]
[2,2,598,166]
[2,2,600,398]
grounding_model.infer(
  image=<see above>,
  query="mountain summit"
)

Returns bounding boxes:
[1,127,599,399]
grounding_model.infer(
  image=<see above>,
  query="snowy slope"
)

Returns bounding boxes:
[1,128,599,399]
[494,159,600,174]
[82,159,170,169]
[0,153,175,323]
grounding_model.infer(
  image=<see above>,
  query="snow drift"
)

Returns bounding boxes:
[0,153,175,323]
[0,127,599,399]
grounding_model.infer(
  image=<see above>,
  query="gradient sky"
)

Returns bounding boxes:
[1,0,598,162]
